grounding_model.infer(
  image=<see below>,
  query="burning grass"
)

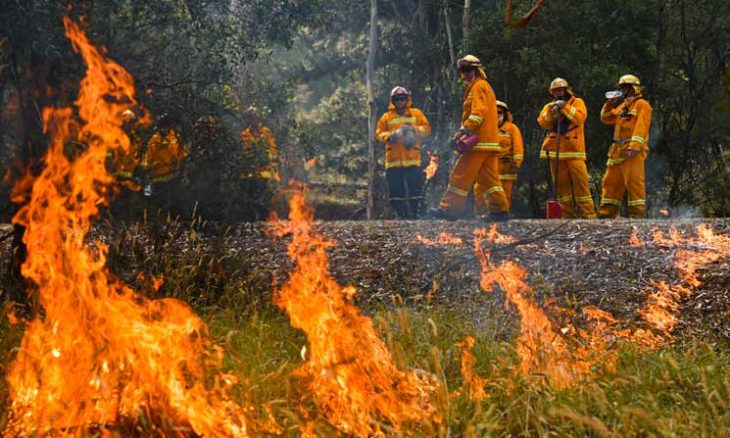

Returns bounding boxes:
[2,13,729,437]
[6,301,728,436]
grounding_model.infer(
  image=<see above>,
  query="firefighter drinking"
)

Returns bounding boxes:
[598,74,653,218]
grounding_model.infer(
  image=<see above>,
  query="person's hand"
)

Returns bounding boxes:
[454,126,470,139]
[388,131,400,143]
[510,164,520,174]
[553,100,566,109]
[551,105,560,117]
[623,149,638,158]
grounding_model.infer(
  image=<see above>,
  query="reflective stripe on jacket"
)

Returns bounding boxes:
[537,96,588,160]
[375,98,431,169]
[497,120,524,168]
[143,130,187,182]
[461,77,500,152]
[600,97,653,166]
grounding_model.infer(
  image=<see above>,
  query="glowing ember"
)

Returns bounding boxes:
[414,232,464,246]
[4,18,248,436]
[423,152,439,180]
[272,188,438,435]
[629,228,642,247]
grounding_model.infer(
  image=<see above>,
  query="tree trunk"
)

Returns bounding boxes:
[366,0,378,219]
[462,0,471,53]
[443,0,456,69]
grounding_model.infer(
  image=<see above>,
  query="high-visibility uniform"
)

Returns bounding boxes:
[142,129,187,183]
[439,76,508,215]
[598,96,653,218]
[241,125,279,181]
[537,96,596,219]
[108,128,142,181]
[375,98,431,218]
[475,119,523,213]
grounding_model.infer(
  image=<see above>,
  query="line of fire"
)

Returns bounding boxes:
[1,3,729,437]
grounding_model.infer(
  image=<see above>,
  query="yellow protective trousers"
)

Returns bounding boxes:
[549,159,596,219]
[598,155,646,218]
[440,151,507,215]
[475,159,517,214]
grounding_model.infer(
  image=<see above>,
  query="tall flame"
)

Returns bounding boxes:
[475,228,615,388]
[423,152,439,181]
[272,188,438,435]
[4,18,247,436]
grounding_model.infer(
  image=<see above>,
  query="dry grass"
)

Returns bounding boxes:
[1,217,729,435]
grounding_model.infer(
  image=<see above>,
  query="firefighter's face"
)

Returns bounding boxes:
[551,87,567,99]
[460,67,477,82]
[392,95,408,109]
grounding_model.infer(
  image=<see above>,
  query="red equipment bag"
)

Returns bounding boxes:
[450,134,478,154]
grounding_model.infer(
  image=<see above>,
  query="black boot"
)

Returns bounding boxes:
[481,211,509,223]
[427,208,457,221]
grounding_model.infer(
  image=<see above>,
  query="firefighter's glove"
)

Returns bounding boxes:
[388,131,401,143]
[455,126,471,139]
[553,100,566,109]
[623,149,638,158]
[510,164,520,174]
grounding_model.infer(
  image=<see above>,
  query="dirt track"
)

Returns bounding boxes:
[3,218,729,347]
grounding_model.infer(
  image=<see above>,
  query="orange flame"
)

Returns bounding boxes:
[455,336,488,401]
[4,18,248,435]
[629,225,730,347]
[629,228,642,247]
[475,229,614,388]
[272,187,438,435]
[423,152,439,180]
[414,232,464,246]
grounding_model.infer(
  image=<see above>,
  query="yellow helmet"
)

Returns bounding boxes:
[121,109,136,122]
[549,77,570,92]
[457,54,482,69]
[618,74,641,86]
[496,100,509,111]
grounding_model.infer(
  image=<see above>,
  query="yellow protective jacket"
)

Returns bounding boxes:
[600,96,653,166]
[142,129,187,183]
[241,125,279,179]
[498,118,524,167]
[537,95,587,160]
[462,76,500,152]
[375,98,431,169]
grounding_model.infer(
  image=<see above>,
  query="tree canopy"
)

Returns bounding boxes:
[1,0,729,220]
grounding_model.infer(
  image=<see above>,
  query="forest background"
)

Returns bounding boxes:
[1,0,729,222]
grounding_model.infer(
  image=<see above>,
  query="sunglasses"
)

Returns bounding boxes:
[393,96,407,102]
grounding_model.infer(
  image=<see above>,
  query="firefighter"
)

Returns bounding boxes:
[537,78,596,219]
[432,55,508,221]
[241,124,280,181]
[375,86,431,219]
[107,109,143,183]
[475,100,523,214]
[141,115,187,196]
[598,74,653,218]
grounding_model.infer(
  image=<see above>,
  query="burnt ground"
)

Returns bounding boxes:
[2,219,729,348]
